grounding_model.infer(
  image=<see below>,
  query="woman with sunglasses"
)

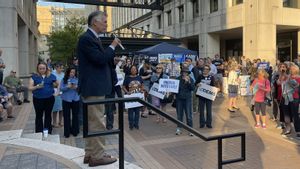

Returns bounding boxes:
[150,64,169,123]
[29,62,59,134]
[196,65,215,128]
[175,66,195,136]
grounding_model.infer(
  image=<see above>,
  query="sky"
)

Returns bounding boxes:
[37,0,85,8]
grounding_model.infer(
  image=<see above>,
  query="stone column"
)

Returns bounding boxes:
[243,0,277,65]
[199,33,220,58]
[0,2,18,77]
[18,24,29,76]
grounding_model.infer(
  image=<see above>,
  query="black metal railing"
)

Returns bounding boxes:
[82,97,246,169]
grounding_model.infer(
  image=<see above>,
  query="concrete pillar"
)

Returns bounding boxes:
[0,4,18,77]
[18,24,29,76]
[243,0,276,65]
[199,33,220,58]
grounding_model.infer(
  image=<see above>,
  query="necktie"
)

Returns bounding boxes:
[97,37,105,51]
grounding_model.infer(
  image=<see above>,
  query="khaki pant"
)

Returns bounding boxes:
[84,96,106,159]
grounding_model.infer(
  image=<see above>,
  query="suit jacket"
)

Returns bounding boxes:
[77,29,115,97]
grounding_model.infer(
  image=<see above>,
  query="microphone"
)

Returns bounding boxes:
[112,33,125,50]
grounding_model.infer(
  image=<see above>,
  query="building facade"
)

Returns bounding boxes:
[113,0,300,64]
[0,0,39,76]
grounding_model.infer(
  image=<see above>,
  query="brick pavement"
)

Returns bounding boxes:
[1,95,300,169]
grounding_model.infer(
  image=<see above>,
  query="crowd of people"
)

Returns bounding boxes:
[116,54,300,138]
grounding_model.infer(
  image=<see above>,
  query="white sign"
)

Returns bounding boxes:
[149,83,166,99]
[239,75,252,96]
[124,93,144,109]
[196,83,219,101]
[158,53,173,63]
[158,79,180,93]
[115,73,124,86]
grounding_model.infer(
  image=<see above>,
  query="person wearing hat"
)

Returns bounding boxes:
[3,70,30,105]
[166,57,180,79]
[175,65,195,136]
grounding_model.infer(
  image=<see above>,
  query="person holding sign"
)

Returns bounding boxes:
[196,65,215,128]
[150,64,169,123]
[175,66,195,136]
[122,65,144,130]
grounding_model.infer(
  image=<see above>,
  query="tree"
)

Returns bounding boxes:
[47,17,86,64]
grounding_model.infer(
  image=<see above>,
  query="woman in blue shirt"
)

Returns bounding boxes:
[29,62,58,134]
[60,67,80,138]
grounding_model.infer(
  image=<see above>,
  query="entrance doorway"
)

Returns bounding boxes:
[277,40,292,62]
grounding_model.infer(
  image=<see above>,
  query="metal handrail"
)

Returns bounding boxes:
[82,97,246,169]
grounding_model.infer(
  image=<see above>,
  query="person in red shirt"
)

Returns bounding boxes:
[251,69,271,129]
[282,64,300,136]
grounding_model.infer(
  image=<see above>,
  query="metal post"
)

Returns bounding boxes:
[218,139,223,169]
[241,134,246,160]
[118,102,124,169]
[82,101,88,138]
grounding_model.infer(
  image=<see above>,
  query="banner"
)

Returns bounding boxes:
[124,93,144,109]
[158,79,180,93]
[149,83,165,99]
[257,62,270,70]
[196,83,219,101]
[115,73,125,86]
[158,53,173,63]
[239,75,252,96]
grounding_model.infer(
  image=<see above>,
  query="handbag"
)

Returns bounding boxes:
[264,80,272,106]
[228,84,238,93]
[161,93,174,103]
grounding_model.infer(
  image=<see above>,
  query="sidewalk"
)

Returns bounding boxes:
[0,96,300,169]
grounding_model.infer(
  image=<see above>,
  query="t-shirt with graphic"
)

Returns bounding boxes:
[196,74,215,86]
[123,76,143,94]
[212,59,224,74]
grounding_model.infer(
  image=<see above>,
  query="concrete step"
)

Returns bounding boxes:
[22,132,43,140]
[43,134,60,143]
[0,130,142,168]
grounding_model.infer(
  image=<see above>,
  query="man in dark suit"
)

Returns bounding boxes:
[77,11,120,167]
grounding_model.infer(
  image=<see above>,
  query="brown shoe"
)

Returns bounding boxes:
[83,153,112,164]
[83,156,90,164]
[88,156,117,167]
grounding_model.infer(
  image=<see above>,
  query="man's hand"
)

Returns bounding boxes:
[111,38,121,48]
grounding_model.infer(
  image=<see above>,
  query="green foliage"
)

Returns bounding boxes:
[47,17,86,64]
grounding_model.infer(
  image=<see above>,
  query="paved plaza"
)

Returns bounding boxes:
[0,96,300,169]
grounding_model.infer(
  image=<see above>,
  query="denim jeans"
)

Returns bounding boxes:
[128,107,140,128]
[199,97,212,126]
[176,97,193,128]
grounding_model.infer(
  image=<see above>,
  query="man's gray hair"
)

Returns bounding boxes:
[87,11,106,27]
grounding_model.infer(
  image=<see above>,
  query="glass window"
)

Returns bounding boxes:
[283,0,290,7]
[210,0,218,13]
[193,0,199,18]
[233,0,243,6]
[167,11,172,26]
[157,15,162,29]
[178,6,184,23]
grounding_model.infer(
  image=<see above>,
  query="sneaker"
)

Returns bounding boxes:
[254,123,261,128]
[262,124,267,129]
[189,133,194,136]
[175,128,181,135]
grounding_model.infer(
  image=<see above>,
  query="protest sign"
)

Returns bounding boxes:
[158,79,180,93]
[124,93,144,109]
[115,73,124,86]
[196,83,219,101]
[158,53,173,63]
[239,75,252,96]
[149,83,166,99]
[257,62,270,70]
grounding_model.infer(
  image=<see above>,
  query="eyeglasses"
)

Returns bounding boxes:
[156,67,163,69]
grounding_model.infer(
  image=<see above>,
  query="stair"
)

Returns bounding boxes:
[0,130,142,169]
